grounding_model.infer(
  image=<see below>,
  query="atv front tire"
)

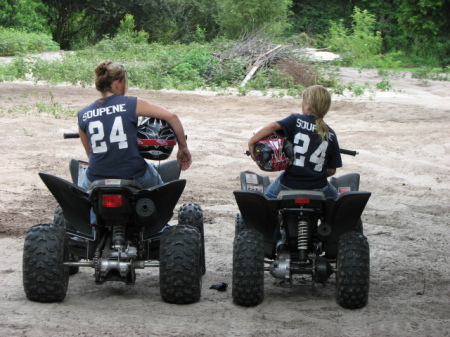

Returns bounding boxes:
[178,203,206,275]
[232,229,265,307]
[335,231,370,309]
[23,223,70,302]
[159,225,202,304]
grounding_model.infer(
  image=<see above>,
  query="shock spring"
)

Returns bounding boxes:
[297,220,308,251]
[112,225,126,247]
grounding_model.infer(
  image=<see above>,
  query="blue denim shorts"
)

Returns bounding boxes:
[265,175,338,199]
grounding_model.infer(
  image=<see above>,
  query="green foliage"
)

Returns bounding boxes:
[208,57,247,87]
[116,14,149,44]
[0,28,59,56]
[410,67,450,81]
[216,0,292,39]
[324,7,382,64]
[31,53,96,86]
[375,77,392,91]
[93,14,150,53]
[0,0,49,33]
[397,0,449,40]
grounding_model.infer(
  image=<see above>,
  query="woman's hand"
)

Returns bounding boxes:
[248,142,256,161]
[177,147,192,170]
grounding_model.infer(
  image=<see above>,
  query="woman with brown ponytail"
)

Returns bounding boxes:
[248,85,342,198]
[78,60,192,192]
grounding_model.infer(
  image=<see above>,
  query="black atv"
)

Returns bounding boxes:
[232,150,371,309]
[23,153,205,304]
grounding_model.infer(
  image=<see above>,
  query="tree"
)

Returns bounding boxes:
[216,0,293,39]
[323,7,382,60]
[397,0,449,40]
[0,0,49,33]
[397,0,450,66]
[40,0,220,48]
[120,0,219,43]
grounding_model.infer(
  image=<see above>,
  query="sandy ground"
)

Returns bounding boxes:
[0,66,449,336]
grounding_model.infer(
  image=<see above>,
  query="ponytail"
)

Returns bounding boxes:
[315,117,329,142]
[94,60,126,93]
[302,85,331,142]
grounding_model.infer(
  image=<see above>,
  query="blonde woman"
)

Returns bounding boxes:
[248,85,342,198]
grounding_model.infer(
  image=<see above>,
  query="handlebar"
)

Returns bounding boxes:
[64,133,358,157]
[339,149,358,156]
[64,133,80,139]
[63,133,188,140]
[245,148,358,156]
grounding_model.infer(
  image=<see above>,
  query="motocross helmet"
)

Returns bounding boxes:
[137,117,177,160]
[254,132,293,172]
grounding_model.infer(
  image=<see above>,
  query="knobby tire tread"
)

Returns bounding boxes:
[159,225,202,304]
[335,231,370,309]
[178,203,206,275]
[22,223,69,302]
[232,229,265,307]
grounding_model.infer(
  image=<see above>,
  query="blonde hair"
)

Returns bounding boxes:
[302,85,331,141]
[94,60,127,93]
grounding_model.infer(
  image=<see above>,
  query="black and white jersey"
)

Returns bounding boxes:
[278,113,342,190]
[78,95,147,182]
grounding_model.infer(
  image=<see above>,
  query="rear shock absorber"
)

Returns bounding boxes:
[112,225,126,249]
[298,219,308,262]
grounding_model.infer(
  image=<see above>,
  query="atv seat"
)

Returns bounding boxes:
[277,190,325,200]
[90,179,143,190]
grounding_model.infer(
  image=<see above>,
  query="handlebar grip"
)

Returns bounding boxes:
[64,133,80,139]
[340,149,358,156]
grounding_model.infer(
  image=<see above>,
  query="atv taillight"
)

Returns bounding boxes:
[295,198,310,204]
[102,194,123,207]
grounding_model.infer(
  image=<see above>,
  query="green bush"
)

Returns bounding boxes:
[324,7,382,64]
[0,28,59,56]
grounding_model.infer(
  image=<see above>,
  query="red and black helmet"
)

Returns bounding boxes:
[254,133,293,172]
[137,118,177,160]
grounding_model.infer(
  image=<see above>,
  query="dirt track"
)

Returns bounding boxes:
[0,70,449,336]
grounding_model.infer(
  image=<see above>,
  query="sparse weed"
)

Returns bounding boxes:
[376,77,392,91]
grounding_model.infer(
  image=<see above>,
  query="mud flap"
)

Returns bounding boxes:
[39,173,92,238]
[233,190,280,258]
[69,159,88,186]
[330,173,360,194]
[239,171,270,194]
[138,179,186,239]
[154,159,181,183]
[325,191,371,259]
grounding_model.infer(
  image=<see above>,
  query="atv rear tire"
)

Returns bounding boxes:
[232,229,264,307]
[335,231,370,309]
[159,225,202,304]
[178,203,206,275]
[235,213,246,236]
[23,224,70,302]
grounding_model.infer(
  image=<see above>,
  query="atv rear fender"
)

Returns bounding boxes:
[233,189,371,259]
[39,173,186,240]
[233,190,280,258]
[324,191,371,258]
[39,173,92,238]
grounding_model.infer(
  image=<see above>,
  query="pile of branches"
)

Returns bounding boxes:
[212,32,312,87]
[226,34,300,68]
